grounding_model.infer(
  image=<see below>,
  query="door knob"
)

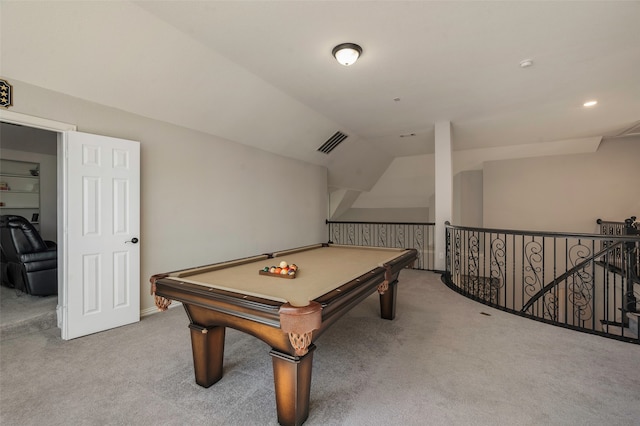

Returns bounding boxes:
[126,237,139,244]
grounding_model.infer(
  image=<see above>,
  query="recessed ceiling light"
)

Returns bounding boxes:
[519,59,533,68]
[583,100,598,107]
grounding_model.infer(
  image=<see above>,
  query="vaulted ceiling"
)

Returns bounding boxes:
[2,1,639,193]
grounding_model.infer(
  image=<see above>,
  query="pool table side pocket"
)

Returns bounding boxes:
[271,243,326,258]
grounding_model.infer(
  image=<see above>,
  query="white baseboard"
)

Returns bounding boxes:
[141,301,182,317]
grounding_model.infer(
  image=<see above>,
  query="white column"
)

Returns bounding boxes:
[434,121,452,271]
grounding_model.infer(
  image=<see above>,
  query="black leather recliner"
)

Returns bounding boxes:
[0,215,57,296]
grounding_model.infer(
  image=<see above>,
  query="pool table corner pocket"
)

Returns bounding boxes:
[150,273,172,311]
[279,301,322,356]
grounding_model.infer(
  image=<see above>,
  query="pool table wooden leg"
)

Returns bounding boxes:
[379,279,398,320]
[270,345,316,426]
[189,323,225,388]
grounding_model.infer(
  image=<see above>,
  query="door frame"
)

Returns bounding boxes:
[0,110,75,330]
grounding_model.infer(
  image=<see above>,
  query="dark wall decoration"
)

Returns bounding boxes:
[1,79,13,108]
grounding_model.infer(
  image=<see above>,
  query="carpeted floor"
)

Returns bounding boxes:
[1,269,639,425]
[0,285,57,341]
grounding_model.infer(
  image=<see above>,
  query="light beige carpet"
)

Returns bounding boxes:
[1,269,639,425]
[0,285,57,341]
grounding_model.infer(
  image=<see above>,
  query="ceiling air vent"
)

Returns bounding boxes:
[317,131,348,154]
[616,120,640,137]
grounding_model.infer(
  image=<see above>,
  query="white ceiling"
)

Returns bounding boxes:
[2,1,639,191]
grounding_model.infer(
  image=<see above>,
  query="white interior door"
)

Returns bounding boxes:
[61,131,140,340]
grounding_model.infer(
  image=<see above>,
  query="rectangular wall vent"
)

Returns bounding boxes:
[317,131,348,154]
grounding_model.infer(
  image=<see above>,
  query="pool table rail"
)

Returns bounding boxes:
[150,246,416,354]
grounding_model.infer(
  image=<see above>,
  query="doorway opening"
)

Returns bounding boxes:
[1,110,141,340]
[0,122,59,340]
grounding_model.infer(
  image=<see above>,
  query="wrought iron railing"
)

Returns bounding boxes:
[326,220,435,270]
[443,221,639,343]
[597,217,639,277]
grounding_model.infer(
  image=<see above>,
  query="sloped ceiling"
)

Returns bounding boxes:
[1,1,639,194]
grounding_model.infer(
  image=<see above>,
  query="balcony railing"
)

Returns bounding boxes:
[597,217,639,277]
[443,221,639,343]
[327,218,639,343]
[326,220,435,270]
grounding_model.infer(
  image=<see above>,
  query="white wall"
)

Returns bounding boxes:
[330,135,604,226]
[483,137,640,233]
[0,148,58,241]
[453,170,483,227]
[335,208,429,223]
[332,136,635,234]
[337,154,433,222]
[7,79,328,312]
[353,154,435,209]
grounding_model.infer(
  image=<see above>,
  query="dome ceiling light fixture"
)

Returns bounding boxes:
[332,43,362,66]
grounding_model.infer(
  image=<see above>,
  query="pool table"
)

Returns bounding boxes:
[150,243,417,426]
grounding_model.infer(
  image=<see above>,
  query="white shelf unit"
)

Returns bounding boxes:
[0,159,41,225]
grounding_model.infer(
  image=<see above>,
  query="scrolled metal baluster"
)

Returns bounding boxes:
[395,224,405,248]
[566,240,594,325]
[466,232,481,297]
[378,224,387,247]
[332,224,340,244]
[567,272,593,326]
[490,236,506,287]
[445,227,451,274]
[414,226,424,270]
[542,292,558,321]
[454,230,461,284]
[489,236,506,304]
[347,223,355,245]
[360,223,369,246]
[524,239,543,298]
[468,233,479,276]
